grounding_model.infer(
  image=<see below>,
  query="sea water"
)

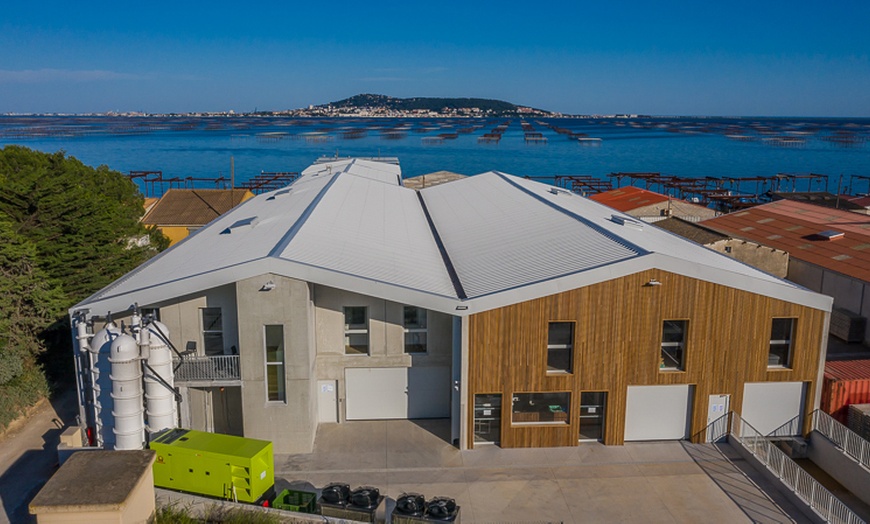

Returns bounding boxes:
[1,116,868,195]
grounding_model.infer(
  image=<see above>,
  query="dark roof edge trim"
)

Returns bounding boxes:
[494,172,649,256]
[416,191,467,300]
[268,172,343,257]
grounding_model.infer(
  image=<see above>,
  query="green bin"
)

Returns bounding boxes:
[273,489,317,513]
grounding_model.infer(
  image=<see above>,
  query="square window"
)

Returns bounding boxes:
[344,307,369,355]
[404,306,428,353]
[201,307,224,356]
[547,322,574,373]
[511,392,570,425]
[769,318,794,367]
[264,325,285,402]
[661,320,687,371]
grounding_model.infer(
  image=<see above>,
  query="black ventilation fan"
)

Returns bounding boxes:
[395,492,426,516]
[350,486,380,508]
[320,482,350,505]
[427,496,458,520]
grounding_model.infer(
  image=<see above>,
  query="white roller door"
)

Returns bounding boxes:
[345,367,450,420]
[742,382,805,436]
[625,385,693,441]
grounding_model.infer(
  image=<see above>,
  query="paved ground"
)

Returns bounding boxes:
[277,420,812,524]
[0,390,78,524]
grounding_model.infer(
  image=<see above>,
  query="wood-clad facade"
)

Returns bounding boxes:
[467,269,827,448]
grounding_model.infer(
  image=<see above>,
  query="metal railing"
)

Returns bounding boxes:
[173,355,240,383]
[812,409,870,471]
[730,412,865,524]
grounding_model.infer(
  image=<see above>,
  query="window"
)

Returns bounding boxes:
[404,306,428,353]
[344,306,369,355]
[201,307,224,356]
[264,325,285,402]
[511,392,570,425]
[547,322,574,373]
[769,318,795,367]
[140,307,160,322]
[660,320,687,371]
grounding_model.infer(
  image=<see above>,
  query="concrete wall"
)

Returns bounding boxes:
[788,259,870,344]
[154,284,239,356]
[708,239,789,278]
[807,430,870,506]
[629,200,718,221]
[236,274,317,453]
[313,285,453,423]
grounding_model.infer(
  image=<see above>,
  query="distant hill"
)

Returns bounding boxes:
[318,94,554,116]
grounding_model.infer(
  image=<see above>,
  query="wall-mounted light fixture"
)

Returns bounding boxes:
[455,305,468,311]
[260,280,276,292]
[645,278,662,287]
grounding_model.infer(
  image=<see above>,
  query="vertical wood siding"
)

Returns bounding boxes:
[467,270,826,448]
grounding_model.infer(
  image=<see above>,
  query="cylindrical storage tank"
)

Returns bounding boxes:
[145,321,177,434]
[109,334,145,450]
[821,359,870,424]
[89,324,121,448]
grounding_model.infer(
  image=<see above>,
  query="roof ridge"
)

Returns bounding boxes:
[267,170,343,258]
[494,172,648,256]
[190,189,223,218]
[416,191,466,299]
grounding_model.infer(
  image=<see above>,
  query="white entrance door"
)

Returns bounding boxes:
[625,385,693,441]
[742,382,805,436]
[345,367,450,420]
[706,394,730,442]
[318,380,338,423]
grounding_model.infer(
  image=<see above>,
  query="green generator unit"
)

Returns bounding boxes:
[149,428,274,503]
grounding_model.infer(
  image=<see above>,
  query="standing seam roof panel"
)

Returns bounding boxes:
[421,172,641,298]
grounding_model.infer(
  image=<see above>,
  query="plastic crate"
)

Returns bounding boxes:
[273,489,317,513]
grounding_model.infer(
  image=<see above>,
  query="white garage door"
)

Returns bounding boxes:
[625,385,693,441]
[345,367,450,420]
[742,382,805,436]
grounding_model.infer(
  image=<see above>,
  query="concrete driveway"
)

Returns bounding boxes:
[276,419,812,523]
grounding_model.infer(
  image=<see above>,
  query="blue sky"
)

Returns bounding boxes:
[2,1,869,116]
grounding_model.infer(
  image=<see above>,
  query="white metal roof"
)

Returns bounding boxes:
[73,158,832,317]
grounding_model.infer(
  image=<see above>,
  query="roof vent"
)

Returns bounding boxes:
[549,187,571,196]
[818,230,845,241]
[221,216,258,234]
[611,214,644,231]
[266,188,292,201]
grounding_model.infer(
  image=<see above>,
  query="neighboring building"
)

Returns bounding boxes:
[703,199,870,345]
[769,192,867,214]
[402,170,466,190]
[142,188,254,245]
[655,217,789,278]
[71,159,831,453]
[589,185,718,222]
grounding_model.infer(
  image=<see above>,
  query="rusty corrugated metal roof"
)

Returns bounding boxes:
[825,359,870,382]
[588,186,669,212]
[702,200,870,282]
[142,188,253,226]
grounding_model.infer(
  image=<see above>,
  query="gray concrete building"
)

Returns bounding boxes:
[71,159,831,453]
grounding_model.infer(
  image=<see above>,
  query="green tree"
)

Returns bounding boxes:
[0,146,167,428]
[0,146,166,302]
[0,212,65,426]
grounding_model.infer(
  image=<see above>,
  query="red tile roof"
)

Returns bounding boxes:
[589,186,669,212]
[703,200,870,282]
[142,189,253,226]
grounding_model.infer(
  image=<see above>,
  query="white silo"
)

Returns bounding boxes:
[144,321,177,434]
[89,323,121,448]
[109,333,145,450]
